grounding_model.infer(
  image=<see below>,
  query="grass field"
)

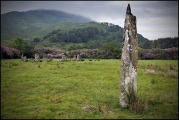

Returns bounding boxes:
[1,59,178,119]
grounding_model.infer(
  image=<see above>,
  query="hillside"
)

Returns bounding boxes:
[1,9,149,48]
[1,9,92,41]
[33,21,149,48]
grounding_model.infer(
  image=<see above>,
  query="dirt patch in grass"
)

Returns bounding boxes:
[81,104,113,114]
[144,69,178,78]
[144,69,158,74]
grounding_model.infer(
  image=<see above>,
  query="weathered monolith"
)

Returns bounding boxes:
[120,4,138,108]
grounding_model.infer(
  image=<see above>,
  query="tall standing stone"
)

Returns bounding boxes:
[120,4,138,108]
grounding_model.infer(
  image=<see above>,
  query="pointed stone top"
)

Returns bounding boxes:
[126,3,132,15]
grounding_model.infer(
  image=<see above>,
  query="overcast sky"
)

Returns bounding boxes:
[1,1,178,40]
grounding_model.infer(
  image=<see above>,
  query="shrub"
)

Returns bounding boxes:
[143,53,155,60]
[1,45,20,59]
[80,59,85,61]
[35,47,63,55]
[141,47,178,60]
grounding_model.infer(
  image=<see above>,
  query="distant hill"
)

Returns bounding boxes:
[1,9,92,41]
[1,9,149,48]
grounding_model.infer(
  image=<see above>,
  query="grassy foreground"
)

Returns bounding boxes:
[1,59,178,119]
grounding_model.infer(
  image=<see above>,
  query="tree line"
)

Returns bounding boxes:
[142,37,178,49]
[1,37,178,60]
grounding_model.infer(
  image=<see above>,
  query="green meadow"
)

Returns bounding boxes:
[1,59,178,119]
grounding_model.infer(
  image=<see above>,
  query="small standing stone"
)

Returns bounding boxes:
[73,55,76,61]
[76,54,80,61]
[61,55,66,62]
[35,53,40,62]
[23,56,27,62]
[43,56,47,60]
[21,54,24,61]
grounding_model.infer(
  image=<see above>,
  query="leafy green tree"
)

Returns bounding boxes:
[142,41,152,49]
[9,37,34,58]
[101,41,122,59]
[67,45,77,51]
[142,37,178,49]
[31,38,41,45]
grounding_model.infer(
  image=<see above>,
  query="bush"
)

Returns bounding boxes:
[1,45,20,59]
[80,59,85,61]
[140,47,178,60]
[9,38,34,58]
